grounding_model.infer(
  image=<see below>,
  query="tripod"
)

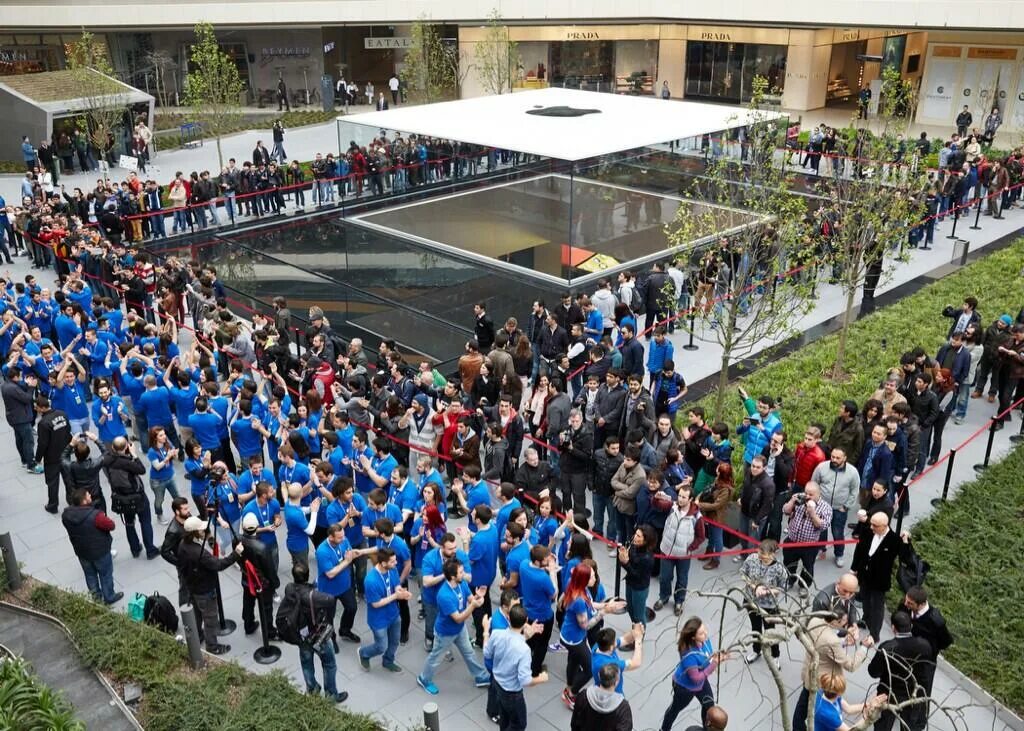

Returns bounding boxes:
[200,481,237,636]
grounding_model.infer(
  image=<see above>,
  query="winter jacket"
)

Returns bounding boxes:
[619,390,655,440]
[792,443,827,489]
[1,380,35,425]
[60,445,105,504]
[177,537,240,596]
[62,505,114,561]
[660,503,704,557]
[594,384,626,431]
[100,449,146,497]
[570,685,633,731]
[610,462,646,515]
[740,471,775,523]
[696,482,732,523]
[592,448,624,498]
[811,461,860,512]
[827,416,864,466]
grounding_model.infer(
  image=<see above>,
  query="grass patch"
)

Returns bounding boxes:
[0,655,84,730]
[910,444,1024,714]
[683,237,1024,436]
[5,580,382,730]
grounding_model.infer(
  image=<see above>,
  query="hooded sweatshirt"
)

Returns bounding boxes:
[570,685,632,731]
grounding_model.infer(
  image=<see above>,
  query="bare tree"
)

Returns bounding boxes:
[144,49,178,109]
[666,75,817,420]
[473,9,519,96]
[183,22,244,169]
[66,32,130,166]
[401,16,458,103]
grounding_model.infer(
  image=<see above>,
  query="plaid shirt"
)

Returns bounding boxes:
[786,500,833,544]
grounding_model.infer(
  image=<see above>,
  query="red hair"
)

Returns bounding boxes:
[561,563,593,610]
[424,505,445,532]
[716,462,735,489]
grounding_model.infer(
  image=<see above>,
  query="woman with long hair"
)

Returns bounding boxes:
[146,426,181,524]
[618,524,656,627]
[926,367,957,464]
[512,334,533,404]
[557,562,624,709]
[697,461,734,570]
[861,398,885,437]
[661,617,732,730]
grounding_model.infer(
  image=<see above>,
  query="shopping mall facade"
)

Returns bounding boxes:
[2,0,1024,131]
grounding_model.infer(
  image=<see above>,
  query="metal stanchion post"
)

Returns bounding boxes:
[179,604,206,669]
[930,448,956,507]
[683,311,699,351]
[969,195,983,230]
[0,533,23,590]
[423,702,441,731]
[214,575,237,636]
[946,205,961,240]
[973,420,998,472]
[253,592,281,664]
[1010,411,1024,444]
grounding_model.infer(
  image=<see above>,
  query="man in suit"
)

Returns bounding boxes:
[850,511,912,641]
[903,585,953,696]
[376,92,389,111]
[867,611,932,731]
[253,141,271,167]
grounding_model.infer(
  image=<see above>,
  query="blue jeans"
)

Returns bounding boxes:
[149,476,180,517]
[173,209,188,232]
[224,192,236,223]
[150,210,166,238]
[954,381,972,419]
[658,558,691,605]
[79,552,116,602]
[819,508,848,558]
[300,641,339,696]
[423,602,439,641]
[592,492,617,540]
[360,617,400,665]
[420,626,488,686]
[13,422,35,467]
[626,585,649,625]
[68,416,90,436]
[706,523,723,554]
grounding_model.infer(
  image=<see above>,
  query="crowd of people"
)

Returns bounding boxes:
[3,229,1018,729]
[2,113,1023,731]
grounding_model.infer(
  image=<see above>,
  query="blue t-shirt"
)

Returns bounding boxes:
[495,498,521,542]
[519,562,555,621]
[231,417,264,459]
[370,453,398,490]
[532,516,558,548]
[813,690,843,731]
[92,394,127,443]
[53,381,89,420]
[209,396,230,438]
[212,482,242,524]
[184,457,209,497]
[351,446,377,493]
[388,478,419,515]
[592,647,627,693]
[672,639,714,691]
[278,461,311,492]
[418,469,447,504]
[364,565,401,630]
[315,536,353,596]
[464,481,491,532]
[377,534,411,568]
[325,492,368,548]
[169,383,198,423]
[241,498,281,546]
[237,468,276,496]
[421,547,470,606]
[138,387,174,427]
[491,609,510,632]
[505,541,531,581]
[147,445,176,481]
[436,580,472,637]
[559,595,594,645]
[362,502,404,537]
[283,503,312,553]
[189,411,223,450]
[468,523,499,589]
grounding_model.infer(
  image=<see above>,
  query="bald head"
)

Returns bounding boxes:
[706,705,729,729]
[112,436,128,453]
[837,573,859,597]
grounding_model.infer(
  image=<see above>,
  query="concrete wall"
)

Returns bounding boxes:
[0,90,48,163]
[3,1,1024,32]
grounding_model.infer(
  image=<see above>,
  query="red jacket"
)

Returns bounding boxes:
[792,443,827,488]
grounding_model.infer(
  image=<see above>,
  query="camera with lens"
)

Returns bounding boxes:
[793,492,808,506]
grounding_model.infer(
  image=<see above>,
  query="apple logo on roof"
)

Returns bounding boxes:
[526,105,601,118]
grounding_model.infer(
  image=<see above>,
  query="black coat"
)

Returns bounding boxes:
[101,450,145,496]
[911,605,954,658]
[62,505,113,561]
[850,529,911,593]
[240,534,279,593]
[868,633,933,702]
[561,423,594,474]
[474,313,495,351]
[61,445,105,506]
[740,471,775,522]
[36,409,71,464]
[177,537,239,596]
[1,380,35,426]
[909,388,939,428]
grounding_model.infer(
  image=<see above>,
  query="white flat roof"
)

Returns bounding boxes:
[340,87,784,162]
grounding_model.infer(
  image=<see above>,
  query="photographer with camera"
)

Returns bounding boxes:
[279,562,349,704]
[781,482,832,598]
[101,435,160,559]
[177,514,244,655]
[60,432,107,513]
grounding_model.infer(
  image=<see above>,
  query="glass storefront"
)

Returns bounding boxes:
[550,40,614,89]
[684,41,787,103]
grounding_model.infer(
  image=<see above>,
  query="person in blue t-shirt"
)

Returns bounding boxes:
[415,456,448,505]
[315,523,372,644]
[361,487,404,541]
[236,454,276,500]
[183,438,212,513]
[374,518,412,643]
[451,465,491,534]
[277,443,311,500]
[283,482,320,571]
[146,426,181,525]
[240,482,283,580]
[500,523,531,592]
[493,483,522,545]
[518,544,559,678]
[52,357,90,435]
[661,617,734,730]
[363,437,398,493]
[416,557,490,695]
[813,671,887,731]
[92,381,128,447]
[324,479,369,594]
[349,430,377,494]
[387,464,419,528]
[358,547,411,673]
[137,375,180,450]
[165,366,198,442]
[591,626,645,696]
[462,506,499,647]
[208,463,244,550]
[230,399,265,462]
[420,534,472,653]
[531,495,559,549]
[188,396,223,458]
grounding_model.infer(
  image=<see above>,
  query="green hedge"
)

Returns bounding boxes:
[683,237,1024,456]
[910,444,1024,714]
[21,583,380,731]
[0,655,84,730]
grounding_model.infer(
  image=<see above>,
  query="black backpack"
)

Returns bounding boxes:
[896,544,930,593]
[275,586,304,645]
[143,592,179,634]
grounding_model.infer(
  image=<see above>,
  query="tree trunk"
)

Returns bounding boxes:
[833,285,857,376]
[714,352,731,422]
[215,136,224,171]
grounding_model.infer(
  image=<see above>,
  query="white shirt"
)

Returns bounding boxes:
[389,76,399,91]
[868,529,889,557]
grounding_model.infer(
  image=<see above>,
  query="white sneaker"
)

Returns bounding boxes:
[744,650,760,664]
[110,549,118,558]
[158,515,170,525]
[606,546,618,557]
[834,557,845,568]
[732,555,744,563]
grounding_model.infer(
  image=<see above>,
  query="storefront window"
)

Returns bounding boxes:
[685,41,787,104]
[550,40,614,90]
